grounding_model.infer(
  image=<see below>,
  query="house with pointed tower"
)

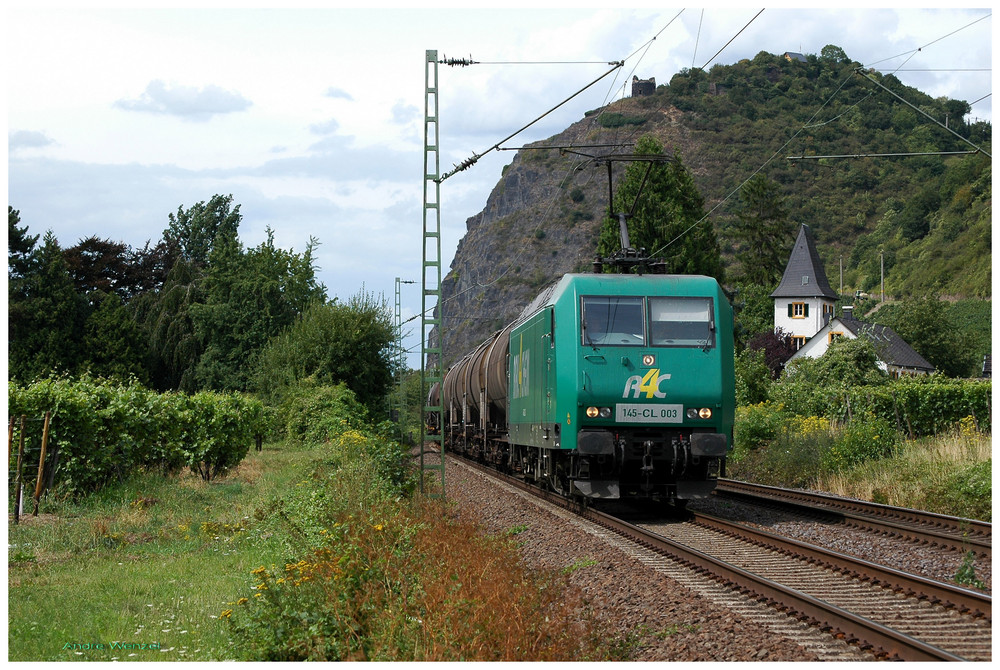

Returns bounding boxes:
[771,224,839,350]
[772,224,935,377]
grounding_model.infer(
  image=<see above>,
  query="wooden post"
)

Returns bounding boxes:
[14,416,26,525]
[7,416,14,463]
[33,412,51,516]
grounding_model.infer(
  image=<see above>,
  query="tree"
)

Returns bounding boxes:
[256,291,395,412]
[8,231,87,379]
[731,281,775,351]
[8,206,39,282]
[596,135,724,281]
[727,174,794,287]
[876,297,978,377]
[132,257,204,391]
[63,236,177,302]
[163,194,241,266]
[820,45,849,63]
[746,328,796,380]
[191,228,325,391]
[80,291,149,383]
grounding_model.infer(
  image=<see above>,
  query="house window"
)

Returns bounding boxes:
[828,331,844,344]
[788,302,808,319]
[792,336,807,350]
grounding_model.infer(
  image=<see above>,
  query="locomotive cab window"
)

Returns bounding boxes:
[648,297,715,348]
[581,296,644,346]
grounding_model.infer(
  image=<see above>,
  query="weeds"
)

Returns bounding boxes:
[228,430,612,662]
[954,551,986,589]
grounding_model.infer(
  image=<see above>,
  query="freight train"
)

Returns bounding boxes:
[438,272,735,504]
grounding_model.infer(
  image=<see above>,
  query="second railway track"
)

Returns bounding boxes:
[448,453,992,661]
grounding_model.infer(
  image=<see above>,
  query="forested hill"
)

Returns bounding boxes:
[437,46,991,366]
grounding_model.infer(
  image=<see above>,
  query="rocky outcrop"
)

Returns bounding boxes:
[434,99,691,367]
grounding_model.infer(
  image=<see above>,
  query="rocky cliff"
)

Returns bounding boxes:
[435,97,695,366]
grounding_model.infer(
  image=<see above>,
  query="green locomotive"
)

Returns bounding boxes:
[442,273,735,503]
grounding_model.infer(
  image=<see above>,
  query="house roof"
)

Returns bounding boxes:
[838,316,935,372]
[771,224,839,299]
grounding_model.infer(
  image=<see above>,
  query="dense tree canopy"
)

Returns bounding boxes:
[7,196,340,398]
[255,291,396,411]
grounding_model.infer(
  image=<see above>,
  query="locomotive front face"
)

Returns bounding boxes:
[505,274,736,502]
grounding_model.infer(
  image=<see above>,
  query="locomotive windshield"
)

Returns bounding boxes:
[581,295,715,348]
[581,296,644,346]
[649,297,715,348]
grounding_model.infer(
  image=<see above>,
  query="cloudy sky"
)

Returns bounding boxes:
[6,6,992,366]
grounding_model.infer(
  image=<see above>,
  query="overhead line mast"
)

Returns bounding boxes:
[420,50,445,498]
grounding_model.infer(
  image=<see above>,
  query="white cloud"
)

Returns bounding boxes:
[324,87,354,101]
[114,79,252,121]
[9,130,54,151]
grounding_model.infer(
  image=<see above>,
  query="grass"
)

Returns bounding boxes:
[8,443,322,662]
[10,432,623,662]
[815,428,992,521]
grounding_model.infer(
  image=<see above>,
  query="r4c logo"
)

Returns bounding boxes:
[622,368,671,399]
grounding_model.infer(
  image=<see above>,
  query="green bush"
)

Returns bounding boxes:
[822,413,899,472]
[8,376,265,495]
[730,414,834,487]
[597,112,648,128]
[272,381,369,445]
[733,402,785,450]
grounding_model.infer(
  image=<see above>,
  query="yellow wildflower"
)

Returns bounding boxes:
[220,609,233,619]
[237,598,248,605]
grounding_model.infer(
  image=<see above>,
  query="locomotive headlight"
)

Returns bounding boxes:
[686,408,699,419]
[586,406,612,419]
[699,407,713,419]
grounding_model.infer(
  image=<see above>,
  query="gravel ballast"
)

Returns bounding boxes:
[444,458,877,662]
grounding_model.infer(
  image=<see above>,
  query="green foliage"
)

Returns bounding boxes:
[731,281,776,350]
[8,376,265,495]
[163,193,242,266]
[272,381,370,445]
[596,135,724,281]
[8,205,39,280]
[191,228,325,392]
[256,291,395,412]
[649,49,991,299]
[770,338,887,416]
[831,378,992,437]
[734,349,771,406]
[733,402,785,450]
[934,460,992,525]
[821,413,898,472]
[185,391,264,482]
[131,257,203,392]
[725,173,794,286]
[227,427,602,661]
[8,232,87,380]
[597,112,647,128]
[872,296,979,377]
[80,291,149,383]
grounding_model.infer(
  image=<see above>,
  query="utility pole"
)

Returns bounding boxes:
[393,278,414,441]
[880,250,884,303]
[421,50,445,498]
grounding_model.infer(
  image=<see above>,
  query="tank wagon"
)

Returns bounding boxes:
[441,273,735,503]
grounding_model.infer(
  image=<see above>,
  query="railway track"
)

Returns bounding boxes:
[714,479,992,559]
[449,456,991,661]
